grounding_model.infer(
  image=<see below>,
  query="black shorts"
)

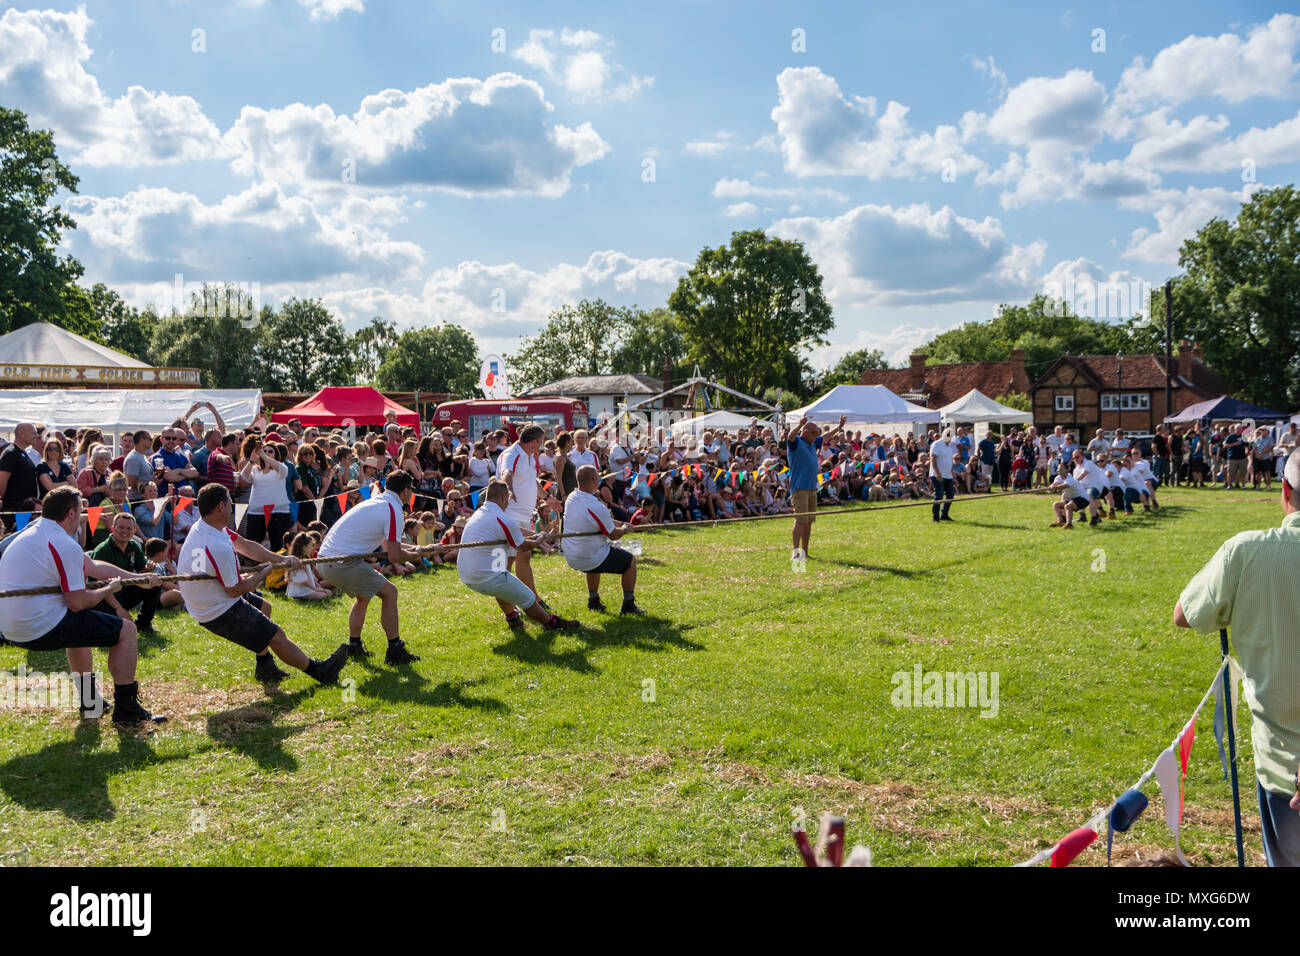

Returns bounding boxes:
[1,609,124,651]
[201,593,277,653]
[1070,496,1090,510]
[590,546,634,575]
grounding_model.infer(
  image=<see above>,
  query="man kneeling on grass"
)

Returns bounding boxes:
[562,465,645,615]
[178,484,349,686]
[457,480,579,632]
[0,488,165,724]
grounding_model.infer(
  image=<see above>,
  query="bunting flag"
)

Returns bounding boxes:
[336,492,348,515]
[1049,827,1097,867]
[15,511,32,531]
[470,491,481,508]
[816,473,825,487]
[152,498,169,524]
[173,496,194,519]
[360,486,371,501]
[542,481,555,495]
[234,502,248,531]
[1211,657,1242,780]
[647,472,658,486]
[86,506,103,534]
[263,504,274,524]
[1106,789,1149,863]
[289,502,300,524]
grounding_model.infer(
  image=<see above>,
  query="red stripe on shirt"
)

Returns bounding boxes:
[47,542,70,592]
[586,508,611,536]
[204,546,229,586]
[495,517,519,547]
[387,503,398,542]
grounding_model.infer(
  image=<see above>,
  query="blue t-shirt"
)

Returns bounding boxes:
[150,448,192,495]
[284,462,301,502]
[978,438,997,464]
[191,444,212,478]
[787,435,822,491]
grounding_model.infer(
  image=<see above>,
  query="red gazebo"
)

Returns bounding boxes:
[271,386,419,434]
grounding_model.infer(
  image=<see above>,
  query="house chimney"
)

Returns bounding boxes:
[1010,348,1026,388]
[1177,340,1194,381]
[1191,341,1203,363]
[910,352,926,392]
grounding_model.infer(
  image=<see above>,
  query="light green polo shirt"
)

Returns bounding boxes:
[1178,510,1300,795]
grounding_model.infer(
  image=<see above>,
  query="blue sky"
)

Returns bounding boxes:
[4,0,1299,369]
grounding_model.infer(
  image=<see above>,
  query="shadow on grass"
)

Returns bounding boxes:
[490,613,702,674]
[0,721,185,821]
[205,687,316,772]
[353,664,509,713]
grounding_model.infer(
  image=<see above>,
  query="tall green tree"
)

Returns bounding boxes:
[815,347,890,391]
[609,307,686,379]
[86,283,153,363]
[1148,185,1300,409]
[0,107,90,333]
[375,324,479,395]
[507,299,633,390]
[925,294,1130,382]
[255,298,355,392]
[150,284,264,387]
[350,316,400,384]
[668,230,834,396]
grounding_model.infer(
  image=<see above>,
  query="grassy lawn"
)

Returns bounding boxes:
[0,485,1281,866]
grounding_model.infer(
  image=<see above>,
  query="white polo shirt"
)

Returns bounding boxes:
[568,447,598,472]
[0,517,86,642]
[562,489,616,572]
[320,489,403,558]
[608,443,631,474]
[1120,465,1145,492]
[1132,459,1157,485]
[928,440,956,479]
[1046,433,1066,454]
[178,518,243,624]
[1103,463,1123,487]
[457,501,526,587]
[1053,473,1087,501]
[1072,458,1107,493]
[502,442,540,515]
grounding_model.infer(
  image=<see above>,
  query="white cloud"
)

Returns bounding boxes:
[986,69,1110,149]
[809,322,959,371]
[510,28,652,102]
[1115,14,1300,108]
[770,67,984,179]
[712,177,847,202]
[299,0,364,18]
[768,202,1042,307]
[722,202,758,218]
[1120,184,1264,263]
[225,74,609,197]
[684,131,739,156]
[1126,107,1300,173]
[0,7,229,166]
[63,183,425,292]
[1038,257,1155,319]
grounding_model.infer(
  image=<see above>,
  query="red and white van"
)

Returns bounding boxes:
[432,398,589,442]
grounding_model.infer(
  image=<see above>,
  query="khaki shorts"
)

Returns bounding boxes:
[318,558,388,598]
[1228,458,1247,482]
[793,489,817,524]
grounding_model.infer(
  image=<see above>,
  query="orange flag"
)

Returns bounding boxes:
[336,492,348,514]
[173,496,194,518]
[263,504,273,523]
[86,506,103,534]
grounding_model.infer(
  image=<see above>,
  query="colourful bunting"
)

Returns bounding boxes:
[173,496,194,519]
[470,491,481,508]
[289,502,300,524]
[15,511,32,531]
[336,492,348,514]
[360,486,371,501]
[152,498,169,524]
[1049,827,1097,867]
[86,506,103,534]
[263,504,274,523]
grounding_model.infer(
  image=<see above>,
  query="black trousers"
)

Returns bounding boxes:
[246,512,293,551]
[116,584,160,625]
[932,478,954,519]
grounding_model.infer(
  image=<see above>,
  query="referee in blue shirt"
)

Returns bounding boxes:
[787,414,846,560]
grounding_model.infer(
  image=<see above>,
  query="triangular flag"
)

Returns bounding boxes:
[289,501,300,524]
[1177,718,1195,824]
[1049,826,1097,867]
[173,496,194,519]
[152,498,169,523]
[470,491,480,508]
[14,511,32,531]
[1106,789,1148,864]
[263,504,273,523]
[648,472,657,485]
[336,492,348,514]
[86,506,103,534]
[360,485,372,501]
[1153,744,1187,866]
[234,502,248,531]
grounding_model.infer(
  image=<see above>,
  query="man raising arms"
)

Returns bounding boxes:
[787,414,846,558]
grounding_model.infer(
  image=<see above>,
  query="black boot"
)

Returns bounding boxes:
[347,638,371,659]
[384,639,420,665]
[76,673,110,719]
[111,682,166,725]
[305,644,350,685]
[254,653,290,683]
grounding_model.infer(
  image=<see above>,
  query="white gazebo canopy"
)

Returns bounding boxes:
[791,385,941,424]
[0,322,150,368]
[668,410,762,437]
[938,388,1033,425]
[0,388,263,440]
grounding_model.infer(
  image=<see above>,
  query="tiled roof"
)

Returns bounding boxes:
[859,362,1030,409]
[1052,355,1229,397]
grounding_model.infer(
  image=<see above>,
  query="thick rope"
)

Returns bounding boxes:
[0,487,1060,598]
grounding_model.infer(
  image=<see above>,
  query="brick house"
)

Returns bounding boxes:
[858,349,1032,408]
[1028,341,1229,437]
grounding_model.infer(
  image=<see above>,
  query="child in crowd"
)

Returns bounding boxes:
[439,515,466,564]
[143,537,185,610]
[286,532,332,600]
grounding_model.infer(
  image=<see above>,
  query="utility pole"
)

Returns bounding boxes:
[1164,280,1173,420]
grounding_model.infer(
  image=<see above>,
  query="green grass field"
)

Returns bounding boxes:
[0,485,1281,866]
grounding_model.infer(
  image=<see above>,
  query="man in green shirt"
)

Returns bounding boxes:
[1174,448,1300,867]
[90,513,160,636]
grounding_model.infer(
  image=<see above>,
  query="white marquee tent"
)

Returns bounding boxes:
[938,388,1033,427]
[0,388,262,439]
[668,410,765,438]
[790,385,940,435]
[0,322,151,368]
